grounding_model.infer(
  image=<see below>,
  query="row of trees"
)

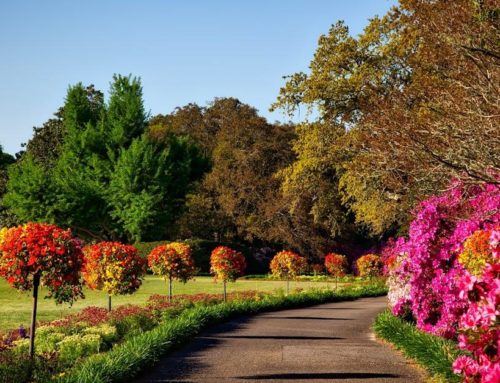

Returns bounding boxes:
[0,221,384,356]
[1,0,497,259]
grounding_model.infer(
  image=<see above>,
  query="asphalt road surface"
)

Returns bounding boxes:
[133,296,423,383]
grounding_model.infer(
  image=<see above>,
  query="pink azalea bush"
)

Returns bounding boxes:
[452,229,499,383]
[383,181,499,382]
[381,238,412,317]
[386,182,499,338]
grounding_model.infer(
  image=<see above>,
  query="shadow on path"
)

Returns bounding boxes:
[132,297,422,383]
[262,316,353,321]
[305,307,362,310]
[238,372,400,380]
[205,335,344,340]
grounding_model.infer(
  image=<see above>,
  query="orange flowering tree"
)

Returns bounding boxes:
[270,250,307,293]
[0,223,84,357]
[324,253,348,288]
[210,246,246,301]
[148,242,196,302]
[83,242,146,311]
[356,254,383,278]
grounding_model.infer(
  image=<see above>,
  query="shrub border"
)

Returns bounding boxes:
[373,311,464,383]
[59,284,387,383]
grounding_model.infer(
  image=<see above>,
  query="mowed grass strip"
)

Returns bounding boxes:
[0,276,343,330]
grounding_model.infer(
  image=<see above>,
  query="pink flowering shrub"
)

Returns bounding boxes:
[382,238,412,316]
[452,228,499,383]
[383,181,499,382]
[388,182,499,338]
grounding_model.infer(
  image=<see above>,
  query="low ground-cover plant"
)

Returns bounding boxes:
[58,282,387,383]
[374,311,463,382]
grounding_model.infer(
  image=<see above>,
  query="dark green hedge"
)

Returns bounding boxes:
[134,239,265,274]
[373,311,464,382]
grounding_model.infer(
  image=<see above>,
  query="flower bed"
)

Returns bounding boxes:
[0,290,268,383]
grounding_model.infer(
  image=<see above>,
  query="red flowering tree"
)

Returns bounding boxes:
[270,250,307,294]
[148,242,196,303]
[356,254,383,278]
[83,242,146,311]
[210,246,246,301]
[324,253,348,288]
[0,223,84,357]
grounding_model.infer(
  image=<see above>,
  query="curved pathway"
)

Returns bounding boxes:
[134,296,423,383]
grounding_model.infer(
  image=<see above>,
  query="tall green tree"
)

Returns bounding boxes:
[4,75,206,242]
[108,133,207,242]
[0,145,16,227]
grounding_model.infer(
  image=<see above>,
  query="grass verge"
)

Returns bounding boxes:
[59,284,387,383]
[373,311,464,383]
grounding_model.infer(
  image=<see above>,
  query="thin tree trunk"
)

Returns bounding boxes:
[169,276,173,304]
[108,295,112,312]
[223,280,227,302]
[29,273,40,359]
[286,276,290,295]
[336,275,338,290]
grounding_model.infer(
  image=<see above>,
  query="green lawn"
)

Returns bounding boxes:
[0,276,340,330]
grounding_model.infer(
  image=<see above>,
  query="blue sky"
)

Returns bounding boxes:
[0,0,396,155]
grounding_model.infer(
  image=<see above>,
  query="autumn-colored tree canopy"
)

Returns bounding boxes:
[148,242,196,283]
[324,253,348,278]
[210,246,246,283]
[148,242,196,302]
[272,0,499,239]
[356,254,383,278]
[269,250,307,280]
[0,223,85,357]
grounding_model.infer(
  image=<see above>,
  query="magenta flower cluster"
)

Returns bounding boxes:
[452,230,499,383]
[383,181,499,382]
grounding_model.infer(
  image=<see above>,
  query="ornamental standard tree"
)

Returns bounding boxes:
[324,253,348,288]
[210,246,246,301]
[82,242,146,311]
[356,254,382,279]
[0,223,84,357]
[270,250,307,294]
[147,242,196,303]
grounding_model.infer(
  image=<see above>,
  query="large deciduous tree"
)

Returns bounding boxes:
[153,98,299,247]
[272,0,499,237]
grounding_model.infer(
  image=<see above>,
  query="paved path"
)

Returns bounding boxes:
[134,296,423,383]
